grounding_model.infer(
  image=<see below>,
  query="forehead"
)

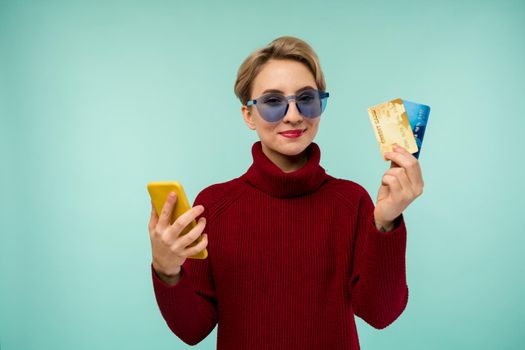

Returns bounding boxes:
[251,59,316,96]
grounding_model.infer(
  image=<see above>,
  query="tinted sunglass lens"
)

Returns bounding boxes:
[258,94,287,122]
[256,103,285,122]
[297,91,322,118]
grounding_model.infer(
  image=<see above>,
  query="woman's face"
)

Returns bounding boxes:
[241,59,321,164]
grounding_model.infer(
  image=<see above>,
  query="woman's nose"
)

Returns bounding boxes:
[283,99,304,123]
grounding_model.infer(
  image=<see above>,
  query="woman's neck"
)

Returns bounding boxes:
[261,143,308,173]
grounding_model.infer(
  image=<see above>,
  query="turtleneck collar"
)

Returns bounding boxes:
[240,141,331,198]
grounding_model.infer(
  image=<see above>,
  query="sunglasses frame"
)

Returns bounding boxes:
[245,89,330,123]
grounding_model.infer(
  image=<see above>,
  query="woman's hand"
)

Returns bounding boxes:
[374,144,424,231]
[148,192,208,284]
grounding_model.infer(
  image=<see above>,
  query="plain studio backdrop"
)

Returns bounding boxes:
[1,0,524,349]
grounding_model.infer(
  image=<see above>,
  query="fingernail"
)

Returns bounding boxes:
[169,191,175,198]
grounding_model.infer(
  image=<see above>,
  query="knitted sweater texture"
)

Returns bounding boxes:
[151,141,409,349]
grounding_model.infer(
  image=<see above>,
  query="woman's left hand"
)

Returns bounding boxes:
[374,143,424,230]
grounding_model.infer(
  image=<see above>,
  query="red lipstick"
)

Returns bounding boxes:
[279,129,305,138]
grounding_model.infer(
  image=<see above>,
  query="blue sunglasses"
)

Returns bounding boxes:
[246,88,329,123]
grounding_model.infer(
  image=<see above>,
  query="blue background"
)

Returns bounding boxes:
[1,0,524,349]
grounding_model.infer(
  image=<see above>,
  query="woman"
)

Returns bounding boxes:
[148,36,424,349]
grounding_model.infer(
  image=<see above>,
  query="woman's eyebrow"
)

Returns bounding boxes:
[262,85,315,94]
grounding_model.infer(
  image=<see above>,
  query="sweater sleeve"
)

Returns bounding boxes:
[151,192,218,345]
[349,189,409,329]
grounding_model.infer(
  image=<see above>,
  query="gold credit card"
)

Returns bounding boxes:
[367,98,419,160]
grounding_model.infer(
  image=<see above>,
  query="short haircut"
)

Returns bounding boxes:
[234,36,326,106]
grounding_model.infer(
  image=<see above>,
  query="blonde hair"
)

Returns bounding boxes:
[234,36,326,106]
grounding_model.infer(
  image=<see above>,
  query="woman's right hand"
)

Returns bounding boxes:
[148,191,208,285]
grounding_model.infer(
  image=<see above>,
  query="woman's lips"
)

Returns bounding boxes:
[279,129,305,138]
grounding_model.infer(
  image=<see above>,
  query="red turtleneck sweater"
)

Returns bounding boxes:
[151,141,408,350]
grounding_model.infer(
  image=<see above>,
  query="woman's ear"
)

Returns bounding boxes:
[241,105,256,130]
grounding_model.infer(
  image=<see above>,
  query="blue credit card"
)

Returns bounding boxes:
[402,100,430,159]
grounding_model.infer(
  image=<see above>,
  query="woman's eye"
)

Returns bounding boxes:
[263,96,284,104]
[298,94,315,102]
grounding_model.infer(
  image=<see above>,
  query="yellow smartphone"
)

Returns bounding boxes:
[147,181,208,259]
